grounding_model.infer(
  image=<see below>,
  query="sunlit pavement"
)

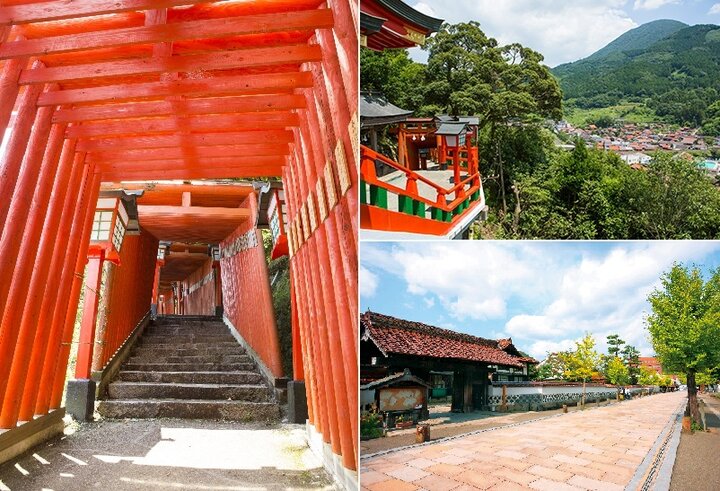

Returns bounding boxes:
[0,419,334,491]
[361,391,686,491]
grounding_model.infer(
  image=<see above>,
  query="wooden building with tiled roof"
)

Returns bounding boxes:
[360,311,537,412]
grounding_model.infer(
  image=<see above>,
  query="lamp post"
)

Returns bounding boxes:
[67,196,128,422]
[267,189,289,259]
[151,241,170,318]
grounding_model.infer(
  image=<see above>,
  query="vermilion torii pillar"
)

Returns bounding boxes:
[66,245,111,422]
[150,258,164,318]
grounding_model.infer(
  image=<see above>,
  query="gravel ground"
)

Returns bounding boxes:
[0,418,334,491]
[669,394,720,491]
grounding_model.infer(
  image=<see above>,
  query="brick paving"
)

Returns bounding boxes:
[361,391,685,491]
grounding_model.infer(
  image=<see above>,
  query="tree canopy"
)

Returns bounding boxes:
[646,264,720,422]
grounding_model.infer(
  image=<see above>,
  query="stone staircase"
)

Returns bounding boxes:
[97,315,280,422]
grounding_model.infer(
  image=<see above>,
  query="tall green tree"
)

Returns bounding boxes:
[621,345,641,385]
[646,264,720,423]
[607,334,626,357]
[560,334,601,408]
[606,356,631,400]
[424,22,562,214]
[535,352,567,380]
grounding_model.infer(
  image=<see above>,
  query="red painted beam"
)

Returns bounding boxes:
[0,0,218,26]
[66,112,300,138]
[54,94,306,123]
[0,9,333,59]
[20,44,322,85]
[77,130,293,151]
[38,71,313,107]
[100,165,285,181]
[87,143,290,162]
[98,154,284,170]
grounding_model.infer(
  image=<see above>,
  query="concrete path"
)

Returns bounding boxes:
[0,419,334,491]
[361,391,685,491]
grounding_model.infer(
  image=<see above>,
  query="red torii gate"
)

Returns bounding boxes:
[0,0,358,486]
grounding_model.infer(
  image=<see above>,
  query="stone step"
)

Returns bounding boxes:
[97,399,280,422]
[131,346,246,357]
[107,382,272,401]
[133,342,241,350]
[116,370,264,385]
[140,335,236,344]
[127,353,252,364]
[123,361,256,372]
[145,325,228,333]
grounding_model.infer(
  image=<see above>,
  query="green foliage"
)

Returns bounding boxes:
[696,368,718,386]
[702,100,720,137]
[647,264,720,421]
[621,345,641,385]
[484,149,720,239]
[607,334,626,357]
[360,413,384,439]
[638,366,661,386]
[535,352,568,380]
[268,255,292,378]
[606,356,631,387]
[553,23,720,128]
[647,264,720,374]
[560,334,601,383]
[360,48,429,114]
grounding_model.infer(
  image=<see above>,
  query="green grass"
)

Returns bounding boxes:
[564,102,658,126]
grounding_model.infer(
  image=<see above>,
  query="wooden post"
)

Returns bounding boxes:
[32,157,91,415]
[0,101,56,318]
[0,107,57,409]
[74,253,106,380]
[150,259,163,316]
[0,124,68,428]
[18,142,82,422]
[0,61,45,230]
[48,172,100,411]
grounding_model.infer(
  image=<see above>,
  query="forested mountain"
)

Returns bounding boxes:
[555,19,687,69]
[553,22,720,131]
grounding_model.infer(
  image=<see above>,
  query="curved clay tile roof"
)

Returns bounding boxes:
[361,311,531,368]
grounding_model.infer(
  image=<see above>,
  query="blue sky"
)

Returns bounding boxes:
[409,0,720,66]
[360,241,720,360]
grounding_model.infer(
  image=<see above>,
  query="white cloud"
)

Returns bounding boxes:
[363,241,720,359]
[504,241,719,357]
[359,266,378,298]
[710,3,720,14]
[386,242,562,321]
[411,0,637,66]
[634,0,680,10]
[527,339,578,359]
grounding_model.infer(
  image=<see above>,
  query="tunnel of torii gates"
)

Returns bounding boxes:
[0,0,358,486]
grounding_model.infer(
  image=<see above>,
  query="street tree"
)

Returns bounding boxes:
[646,264,720,423]
[606,334,625,357]
[606,356,631,400]
[535,352,567,380]
[621,344,641,385]
[560,333,601,408]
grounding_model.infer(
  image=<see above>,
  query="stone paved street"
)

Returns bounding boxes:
[361,391,685,491]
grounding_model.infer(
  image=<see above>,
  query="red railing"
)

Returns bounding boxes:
[360,145,482,216]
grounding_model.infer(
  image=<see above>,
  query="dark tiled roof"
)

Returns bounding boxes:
[361,311,531,368]
[360,368,431,390]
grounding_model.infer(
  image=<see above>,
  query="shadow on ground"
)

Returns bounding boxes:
[0,419,334,491]
[670,393,720,491]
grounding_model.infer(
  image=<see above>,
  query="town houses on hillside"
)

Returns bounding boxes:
[555,121,720,176]
[557,121,719,154]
